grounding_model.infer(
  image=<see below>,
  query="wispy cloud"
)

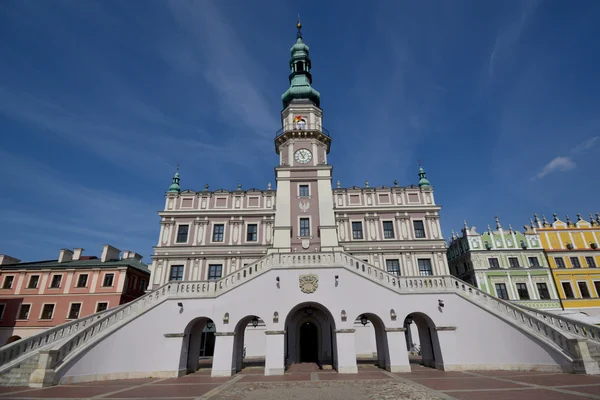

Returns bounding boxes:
[532,136,598,180]
[489,0,543,77]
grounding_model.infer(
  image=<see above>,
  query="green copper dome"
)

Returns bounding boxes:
[418,166,431,188]
[281,21,321,108]
[168,170,181,193]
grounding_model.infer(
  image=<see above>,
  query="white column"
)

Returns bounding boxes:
[385,328,411,372]
[264,331,285,375]
[506,273,516,299]
[568,232,576,249]
[548,272,559,299]
[335,329,358,373]
[474,273,482,290]
[211,333,235,377]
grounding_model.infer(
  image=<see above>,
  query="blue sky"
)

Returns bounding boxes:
[1,0,599,262]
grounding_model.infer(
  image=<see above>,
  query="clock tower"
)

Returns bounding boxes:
[270,20,341,254]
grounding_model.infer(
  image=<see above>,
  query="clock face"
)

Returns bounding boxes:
[294,149,312,164]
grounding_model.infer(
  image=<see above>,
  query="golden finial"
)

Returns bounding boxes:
[297,14,302,29]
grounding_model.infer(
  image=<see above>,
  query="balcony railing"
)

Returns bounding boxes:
[275,123,330,138]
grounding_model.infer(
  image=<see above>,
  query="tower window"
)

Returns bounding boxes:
[383,221,395,239]
[212,224,224,242]
[247,224,258,242]
[352,222,363,239]
[299,218,310,237]
[296,61,304,72]
[299,185,310,197]
[176,225,189,243]
[413,221,426,238]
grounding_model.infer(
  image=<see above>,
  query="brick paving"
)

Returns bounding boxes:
[0,363,598,399]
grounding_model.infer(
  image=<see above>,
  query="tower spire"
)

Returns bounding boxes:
[297,14,302,39]
[168,166,181,193]
[418,164,431,188]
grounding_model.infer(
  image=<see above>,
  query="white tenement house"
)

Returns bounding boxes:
[1,22,600,388]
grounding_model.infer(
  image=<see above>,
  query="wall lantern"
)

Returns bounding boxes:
[305,306,314,316]
[360,314,368,326]
[251,316,259,328]
[273,312,279,323]
[276,276,280,283]
[390,309,397,321]
[206,319,214,329]
[223,313,229,324]
[177,302,183,308]
[341,310,347,322]
[438,299,445,308]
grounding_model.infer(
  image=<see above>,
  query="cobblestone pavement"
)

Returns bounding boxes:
[0,364,599,399]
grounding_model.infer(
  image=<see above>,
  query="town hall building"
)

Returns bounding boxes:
[0,22,599,388]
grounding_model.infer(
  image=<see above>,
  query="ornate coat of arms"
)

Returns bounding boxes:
[299,274,318,294]
[299,200,310,213]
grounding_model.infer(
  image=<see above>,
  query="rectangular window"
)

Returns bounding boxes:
[562,282,575,299]
[488,258,500,269]
[528,257,540,267]
[176,225,189,243]
[299,185,309,197]
[386,259,400,276]
[140,279,146,291]
[418,259,433,276]
[212,224,224,242]
[595,281,600,298]
[383,221,395,239]
[96,302,108,313]
[413,221,426,238]
[537,283,551,300]
[508,257,520,268]
[299,218,310,237]
[208,264,222,280]
[578,282,591,298]
[571,257,581,268]
[50,275,62,288]
[169,265,184,281]
[352,221,363,239]
[17,304,31,320]
[555,257,565,268]
[76,274,88,288]
[586,257,597,268]
[68,303,81,319]
[40,304,55,320]
[0,304,5,320]
[247,224,258,241]
[495,283,509,300]
[516,283,530,300]
[102,273,114,287]
[2,276,14,289]
[27,275,39,289]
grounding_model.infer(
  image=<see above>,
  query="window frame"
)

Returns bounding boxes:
[417,259,433,276]
[208,264,223,280]
[570,257,581,268]
[413,220,426,239]
[351,221,364,240]
[17,303,31,320]
[299,217,310,237]
[102,273,115,287]
[140,279,146,291]
[2,275,14,289]
[554,257,566,268]
[494,283,509,300]
[212,223,225,242]
[27,275,40,289]
[594,281,600,298]
[382,221,395,239]
[39,303,56,320]
[0,303,5,320]
[169,265,184,281]
[385,259,401,276]
[508,257,520,268]
[247,224,258,242]
[298,184,310,197]
[536,282,551,300]
[577,281,591,298]
[95,302,109,313]
[528,257,540,267]
[488,258,500,269]
[176,224,190,244]
[516,282,530,300]
[67,302,82,320]
[562,281,575,299]
[76,273,88,288]
[49,274,62,289]
[586,256,597,268]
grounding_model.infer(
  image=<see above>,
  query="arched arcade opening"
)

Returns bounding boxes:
[179,317,216,374]
[353,313,389,369]
[404,312,443,369]
[233,315,266,372]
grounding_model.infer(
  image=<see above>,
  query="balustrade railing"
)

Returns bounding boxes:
[515,305,600,344]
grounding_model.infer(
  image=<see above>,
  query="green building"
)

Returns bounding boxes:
[447,217,561,310]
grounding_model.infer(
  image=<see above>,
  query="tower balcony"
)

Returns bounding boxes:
[274,123,331,154]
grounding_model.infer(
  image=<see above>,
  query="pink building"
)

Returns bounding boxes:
[0,245,150,344]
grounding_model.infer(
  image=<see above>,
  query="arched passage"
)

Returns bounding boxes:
[404,312,443,369]
[233,315,265,372]
[283,302,337,369]
[179,317,215,374]
[353,313,388,369]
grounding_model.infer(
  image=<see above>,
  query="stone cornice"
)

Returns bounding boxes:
[214,332,235,336]
[385,327,407,332]
[265,330,286,335]
[164,333,186,338]
[335,329,356,333]
[159,210,276,218]
[435,326,457,331]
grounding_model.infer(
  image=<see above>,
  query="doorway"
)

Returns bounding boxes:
[299,321,318,362]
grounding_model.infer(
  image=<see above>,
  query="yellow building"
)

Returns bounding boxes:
[534,213,600,316]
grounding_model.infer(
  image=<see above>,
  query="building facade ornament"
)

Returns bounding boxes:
[299,274,319,294]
